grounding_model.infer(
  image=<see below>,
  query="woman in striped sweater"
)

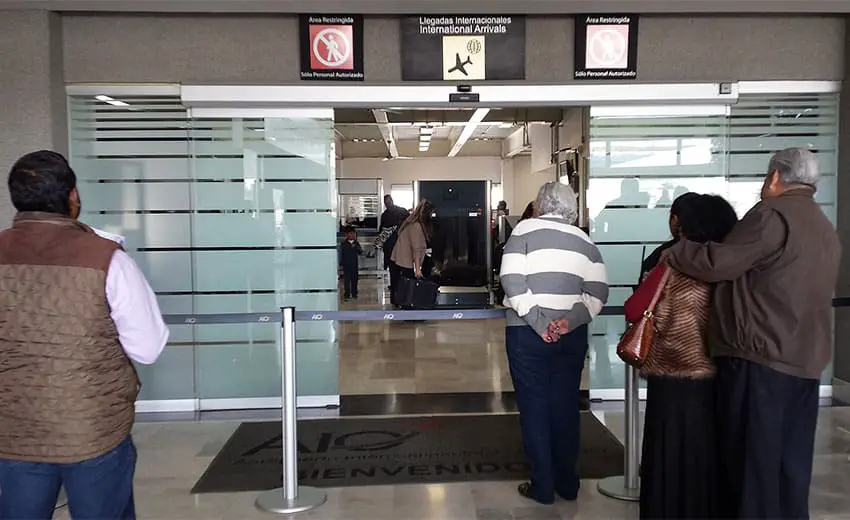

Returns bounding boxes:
[500,182,609,505]
[625,194,738,519]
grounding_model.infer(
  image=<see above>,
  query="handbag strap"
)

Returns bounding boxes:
[645,266,672,316]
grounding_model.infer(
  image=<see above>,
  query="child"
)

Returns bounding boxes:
[338,226,363,301]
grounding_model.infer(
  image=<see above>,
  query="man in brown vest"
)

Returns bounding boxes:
[0,151,169,520]
[667,148,841,519]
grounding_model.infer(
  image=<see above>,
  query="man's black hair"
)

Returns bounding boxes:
[8,150,77,216]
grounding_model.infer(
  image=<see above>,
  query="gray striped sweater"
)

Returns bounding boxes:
[499,215,608,337]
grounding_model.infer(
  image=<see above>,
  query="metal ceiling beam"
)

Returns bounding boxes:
[371,109,398,158]
[3,0,850,13]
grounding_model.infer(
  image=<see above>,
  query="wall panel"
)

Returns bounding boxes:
[62,14,845,85]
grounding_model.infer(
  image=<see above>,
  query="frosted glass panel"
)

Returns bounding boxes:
[193,157,332,180]
[193,293,338,314]
[190,115,339,401]
[80,182,191,211]
[133,252,192,292]
[192,250,337,292]
[588,93,839,390]
[194,181,334,211]
[80,214,191,249]
[69,94,196,404]
[69,95,341,405]
[192,213,337,248]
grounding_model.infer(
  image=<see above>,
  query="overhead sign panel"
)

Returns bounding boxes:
[401,16,525,81]
[299,15,365,81]
[574,15,639,80]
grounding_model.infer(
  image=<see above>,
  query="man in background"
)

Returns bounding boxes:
[378,194,411,306]
[0,151,169,520]
[667,148,840,518]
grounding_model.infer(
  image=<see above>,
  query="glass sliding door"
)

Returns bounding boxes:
[187,109,339,409]
[68,91,198,412]
[587,92,840,395]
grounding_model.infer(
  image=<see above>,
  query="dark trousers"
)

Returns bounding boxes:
[0,435,136,520]
[388,262,401,305]
[506,324,588,504]
[714,357,819,519]
[389,263,415,306]
[342,266,358,298]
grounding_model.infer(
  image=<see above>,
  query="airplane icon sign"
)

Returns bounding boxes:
[441,36,485,80]
[447,53,473,76]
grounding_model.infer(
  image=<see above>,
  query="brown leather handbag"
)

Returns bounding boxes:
[617,266,671,368]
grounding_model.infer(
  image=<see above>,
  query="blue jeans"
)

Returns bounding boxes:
[0,435,136,520]
[506,324,588,504]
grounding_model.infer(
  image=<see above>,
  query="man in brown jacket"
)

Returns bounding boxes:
[667,148,840,519]
[0,151,169,519]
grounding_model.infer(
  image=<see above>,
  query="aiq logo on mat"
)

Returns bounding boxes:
[241,430,421,457]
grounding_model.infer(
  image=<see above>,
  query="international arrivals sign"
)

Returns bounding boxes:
[574,14,639,80]
[401,16,526,81]
[299,14,365,81]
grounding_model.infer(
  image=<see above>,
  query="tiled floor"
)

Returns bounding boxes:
[53,407,850,520]
[339,318,512,395]
[338,275,511,396]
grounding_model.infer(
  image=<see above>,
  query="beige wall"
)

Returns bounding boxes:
[338,156,504,184]
[511,155,555,215]
[0,11,67,228]
[61,15,845,84]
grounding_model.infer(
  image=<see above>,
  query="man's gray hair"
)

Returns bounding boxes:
[769,147,820,188]
[535,182,578,223]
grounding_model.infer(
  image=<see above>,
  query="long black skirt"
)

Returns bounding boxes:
[640,375,716,519]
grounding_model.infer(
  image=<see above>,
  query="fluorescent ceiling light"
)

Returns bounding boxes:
[94,95,130,107]
[419,135,432,142]
[448,108,490,158]
[420,127,434,135]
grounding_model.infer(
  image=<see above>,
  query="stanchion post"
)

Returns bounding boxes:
[597,364,641,502]
[256,307,327,515]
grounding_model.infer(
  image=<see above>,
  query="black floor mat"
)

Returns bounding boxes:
[192,413,624,493]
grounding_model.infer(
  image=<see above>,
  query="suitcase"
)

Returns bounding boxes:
[396,276,439,309]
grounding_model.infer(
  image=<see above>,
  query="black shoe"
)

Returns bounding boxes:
[517,482,554,505]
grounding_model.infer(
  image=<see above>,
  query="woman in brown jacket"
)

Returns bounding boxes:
[390,199,434,301]
[624,194,738,519]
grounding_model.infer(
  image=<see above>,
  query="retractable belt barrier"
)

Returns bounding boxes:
[159,299,849,513]
[162,306,626,325]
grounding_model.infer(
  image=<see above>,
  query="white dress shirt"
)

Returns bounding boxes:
[105,250,169,365]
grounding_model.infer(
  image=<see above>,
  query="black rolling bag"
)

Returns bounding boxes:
[396,276,439,309]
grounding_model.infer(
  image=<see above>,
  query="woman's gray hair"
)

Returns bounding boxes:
[535,182,578,223]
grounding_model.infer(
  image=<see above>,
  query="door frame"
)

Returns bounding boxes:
[68,81,840,411]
